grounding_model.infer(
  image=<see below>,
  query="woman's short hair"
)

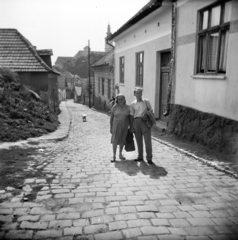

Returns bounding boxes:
[115,94,126,104]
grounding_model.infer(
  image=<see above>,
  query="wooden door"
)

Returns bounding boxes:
[159,52,171,123]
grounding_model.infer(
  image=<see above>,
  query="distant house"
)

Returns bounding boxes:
[80,78,93,106]
[91,49,114,111]
[54,47,105,70]
[57,71,81,101]
[74,86,82,103]
[57,73,66,102]
[54,57,73,69]
[58,88,66,102]
[64,71,74,89]
[74,46,104,60]
[0,28,60,112]
[74,75,81,86]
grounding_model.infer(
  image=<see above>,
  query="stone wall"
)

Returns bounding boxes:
[167,104,238,155]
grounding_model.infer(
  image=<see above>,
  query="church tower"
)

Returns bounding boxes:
[105,24,113,52]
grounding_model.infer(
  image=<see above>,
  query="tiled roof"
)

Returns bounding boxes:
[108,0,163,40]
[0,28,57,73]
[91,49,114,67]
[37,49,53,56]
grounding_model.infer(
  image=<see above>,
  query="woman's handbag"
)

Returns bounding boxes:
[125,130,135,152]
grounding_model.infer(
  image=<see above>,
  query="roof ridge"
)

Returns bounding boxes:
[16,29,58,74]
[91,49,114,67]
[109,0,162,40]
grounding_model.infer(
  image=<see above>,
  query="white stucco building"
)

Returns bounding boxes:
[175,0,238,122]
[109,0,238,153]
[108,0,172,125]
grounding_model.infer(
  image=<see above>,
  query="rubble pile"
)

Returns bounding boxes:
[0,68,59,142]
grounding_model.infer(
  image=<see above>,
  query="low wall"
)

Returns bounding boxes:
[167,104,238,155]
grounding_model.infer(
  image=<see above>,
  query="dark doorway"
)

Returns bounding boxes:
[159,52,171,123]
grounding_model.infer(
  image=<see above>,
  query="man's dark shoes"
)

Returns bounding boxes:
[134,158,143,162]
[147,160,154,164]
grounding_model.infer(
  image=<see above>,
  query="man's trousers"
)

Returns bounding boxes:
[133,118,152,161]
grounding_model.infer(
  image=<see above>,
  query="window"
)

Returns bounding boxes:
[119,57,125,83]
[197,1,231,74]
[136,52,144,86]
[102,78,104,95]
[98,77,100,93]
[108,79,111,99]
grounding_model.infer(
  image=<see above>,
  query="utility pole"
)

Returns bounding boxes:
[88,40,91,108]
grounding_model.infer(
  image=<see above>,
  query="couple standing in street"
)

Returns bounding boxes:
[110,88,153,164]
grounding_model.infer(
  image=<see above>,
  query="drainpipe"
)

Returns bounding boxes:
[106,36,116,97]
[164,0,177,117]
[106,36,114,49]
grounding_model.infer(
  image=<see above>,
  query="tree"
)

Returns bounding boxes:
[62,53,104,78]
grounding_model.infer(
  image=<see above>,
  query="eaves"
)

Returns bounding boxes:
[108,0,163,41]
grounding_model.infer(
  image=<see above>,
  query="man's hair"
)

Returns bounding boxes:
[134,87,143,94]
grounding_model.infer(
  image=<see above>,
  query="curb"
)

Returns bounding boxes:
[152,136,238,179]
[27,101,72,144]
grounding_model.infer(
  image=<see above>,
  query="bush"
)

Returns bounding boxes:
[0,68,19,83]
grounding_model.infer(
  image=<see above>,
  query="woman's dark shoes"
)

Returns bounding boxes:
[111,156,116,163]
[147,160,154,164]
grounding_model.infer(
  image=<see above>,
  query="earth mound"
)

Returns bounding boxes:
[0,68,59,142]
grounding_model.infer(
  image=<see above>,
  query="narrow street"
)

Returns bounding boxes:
[1,100,238,240]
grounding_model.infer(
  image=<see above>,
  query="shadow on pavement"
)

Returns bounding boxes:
[152,129,238,175]
[114,160,167,179]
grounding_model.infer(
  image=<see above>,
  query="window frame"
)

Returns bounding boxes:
[119,57,125,84]
[98,77,100,93]
[107,79,111,99]
[196,0,231,75]
[102,78,105,95]
[135,51,144,87]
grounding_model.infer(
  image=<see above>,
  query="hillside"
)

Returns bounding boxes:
[0,68,59,142]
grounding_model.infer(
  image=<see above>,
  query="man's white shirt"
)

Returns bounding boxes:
[130,98,152,118]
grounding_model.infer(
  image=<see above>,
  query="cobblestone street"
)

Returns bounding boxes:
[1,101,238,240]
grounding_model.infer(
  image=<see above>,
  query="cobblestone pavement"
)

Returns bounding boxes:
[1,101,238,240]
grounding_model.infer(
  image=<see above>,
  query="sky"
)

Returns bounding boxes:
[0,0,149,64]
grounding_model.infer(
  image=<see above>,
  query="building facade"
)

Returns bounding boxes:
[109,0,238,154]
[108,0,171,125]
[91,49,114,111]
[167,0,238,154]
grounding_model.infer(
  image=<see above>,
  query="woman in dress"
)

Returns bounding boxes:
[110,94,132,162]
